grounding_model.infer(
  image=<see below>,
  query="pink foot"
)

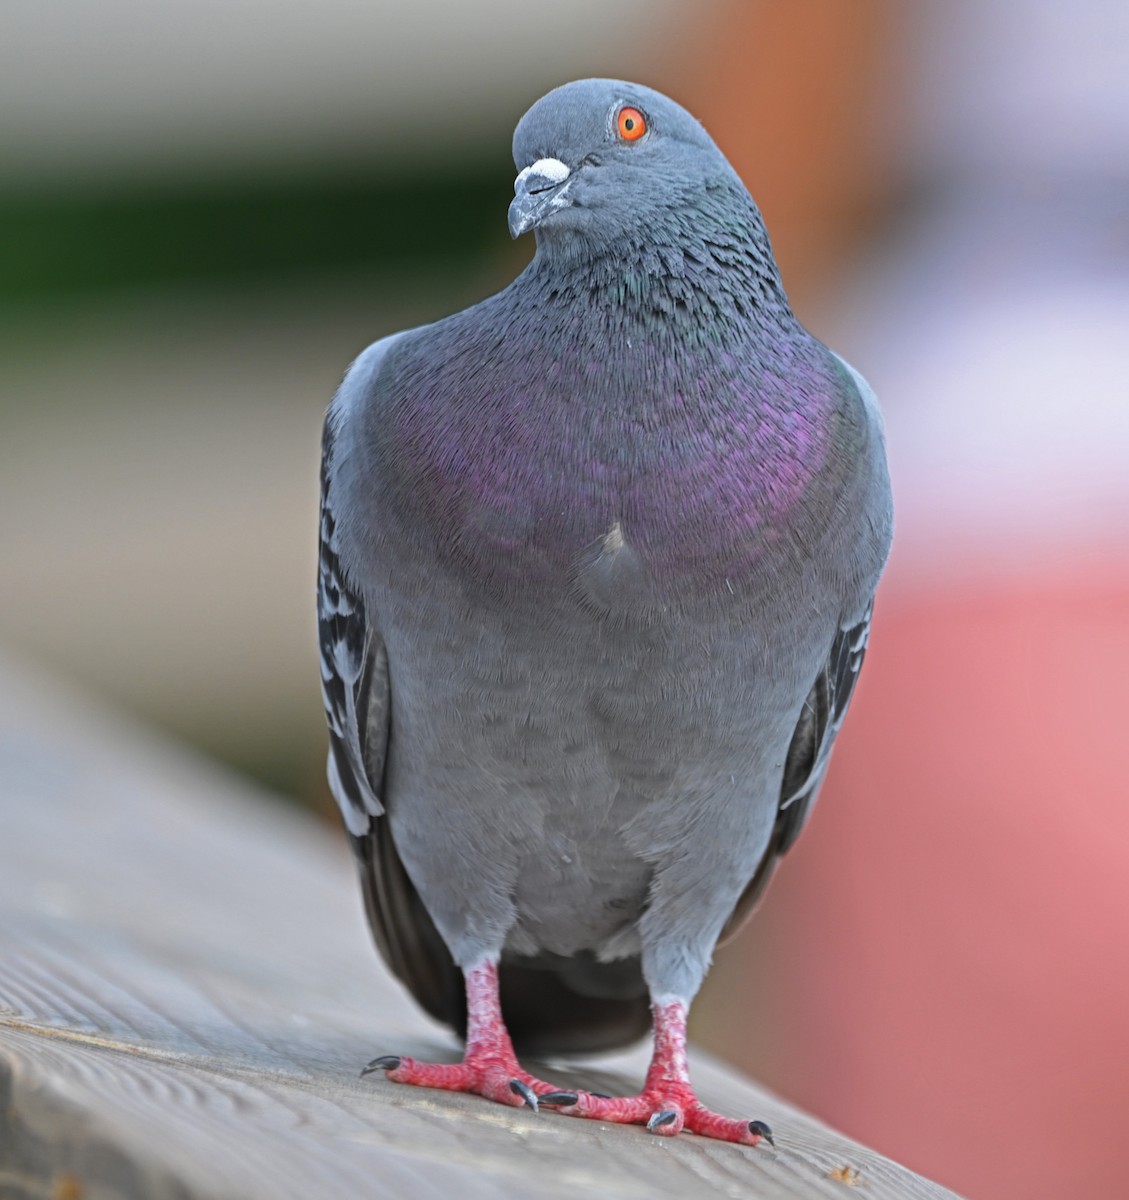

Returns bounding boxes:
[540,998,774,1147]
[540,1082,773,1145]
[362,1051,553,1109]
[361,960,558,1111]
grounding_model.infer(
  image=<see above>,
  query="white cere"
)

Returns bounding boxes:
[515,157,571,191]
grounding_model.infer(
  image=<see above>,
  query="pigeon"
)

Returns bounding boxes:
[319,78,892,1146]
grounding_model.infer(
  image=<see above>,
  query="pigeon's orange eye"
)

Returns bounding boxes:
[616,106,647,142]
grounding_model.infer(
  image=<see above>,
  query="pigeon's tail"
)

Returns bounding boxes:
[500,953,651,1056]
[351,827,651,1056]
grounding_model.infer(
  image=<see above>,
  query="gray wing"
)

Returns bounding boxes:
[776,603,873,849]
[318,406,386,836]
[318,341,466,1032]
[719,602,874,941]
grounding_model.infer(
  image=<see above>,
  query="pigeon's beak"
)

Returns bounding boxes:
[508,157,572,239]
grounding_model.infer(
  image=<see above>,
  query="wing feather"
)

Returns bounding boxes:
[719,602,874,941]
[317,340,467,1036]
[318,408,386,835]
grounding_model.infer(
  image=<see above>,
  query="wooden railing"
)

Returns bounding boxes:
[0,659,962,1199]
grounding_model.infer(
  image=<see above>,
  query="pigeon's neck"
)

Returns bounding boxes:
[527,191,793,340]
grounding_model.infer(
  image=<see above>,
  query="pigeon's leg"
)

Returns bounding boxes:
[540,998,774,1146]
[362,959,555,1110]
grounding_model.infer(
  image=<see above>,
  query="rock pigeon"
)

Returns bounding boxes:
[319,78,892,1146]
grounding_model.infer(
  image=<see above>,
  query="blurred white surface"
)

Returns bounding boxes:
[836,0,1129,587]
[0,0,684,181]
[844,220,1129,586]
[909,0,1129,180]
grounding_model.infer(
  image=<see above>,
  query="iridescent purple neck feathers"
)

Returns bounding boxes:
[372,275,858,606]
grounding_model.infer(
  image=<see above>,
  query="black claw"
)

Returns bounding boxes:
[748,1119,775,1146]
[509,1079,539,1111]
[589,1092,611,1100]
[647,1109,680,1130]
[360,1055,402,1077]
[538,1091,579,1107]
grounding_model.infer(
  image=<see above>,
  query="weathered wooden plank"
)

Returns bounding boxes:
[0,656,963,1199]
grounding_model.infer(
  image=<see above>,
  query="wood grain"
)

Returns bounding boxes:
[0,655,963,1199]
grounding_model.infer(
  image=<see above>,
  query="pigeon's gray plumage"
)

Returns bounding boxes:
[319,78,892,1143]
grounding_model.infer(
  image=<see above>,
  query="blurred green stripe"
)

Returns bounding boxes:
[0,168,508,300]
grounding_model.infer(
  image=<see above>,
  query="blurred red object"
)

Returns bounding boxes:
[703,546,1129,1198]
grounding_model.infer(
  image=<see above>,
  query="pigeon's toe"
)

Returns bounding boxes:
[366,1054,477,1094]
[682,1102,772,1146]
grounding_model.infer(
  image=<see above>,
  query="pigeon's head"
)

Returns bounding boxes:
[509,79,742,257]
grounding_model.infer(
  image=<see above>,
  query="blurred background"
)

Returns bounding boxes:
[3,1,1128,1196]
